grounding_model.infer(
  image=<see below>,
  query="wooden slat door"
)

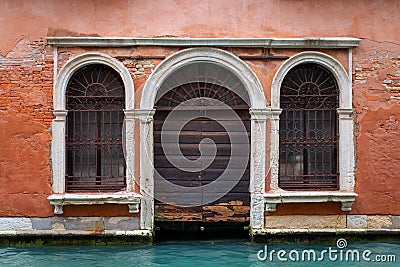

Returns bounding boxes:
[154,109,250,222]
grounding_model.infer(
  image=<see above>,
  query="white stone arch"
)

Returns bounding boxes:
[265,51,356,213]
[271,51,351,110]
[54,52,134,110]
[140,47,266,109]
[137,47,268,231]
[49,53,138,215]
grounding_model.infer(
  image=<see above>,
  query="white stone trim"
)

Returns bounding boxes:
[348,48,353,82]
[264,192,357,212]
[53,52,134,110]
[271,52,352,109]
[50,53,136,212]
[48,193,142,215]
[53,46,58,90]
[124,109,136,192]
[135,109,156,230]
[267,51,356,210]
[249,108,269,230]
[139,48,267,230]
[267,108,282,191]
[337,108,356,191]
[51,110,67,193]
[47,37,360,49]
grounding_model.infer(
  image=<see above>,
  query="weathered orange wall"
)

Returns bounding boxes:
[0,38,54,216]
[1,0,400,217]
[1,0,399,56]
[352,40,400,215]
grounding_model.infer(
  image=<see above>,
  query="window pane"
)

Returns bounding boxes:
[66,64,126,192]
[279,64,339,190]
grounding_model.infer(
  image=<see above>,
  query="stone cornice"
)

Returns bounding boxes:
[47,37,360,49]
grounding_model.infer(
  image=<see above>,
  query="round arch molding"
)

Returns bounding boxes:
[50,53,137,214]
[54,52,134,110]
[140,47,266,110]
[137,47,269,231]
[271,51,351,110]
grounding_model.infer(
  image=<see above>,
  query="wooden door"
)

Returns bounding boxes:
[153,82,250,223]
[154,109,250,222]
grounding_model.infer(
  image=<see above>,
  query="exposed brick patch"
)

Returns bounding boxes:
[121,58,155,76]
[0,37,53,127]
[354,52,400,105]
[382,57,400,101]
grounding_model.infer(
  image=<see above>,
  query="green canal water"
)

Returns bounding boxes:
[0,240,399,266]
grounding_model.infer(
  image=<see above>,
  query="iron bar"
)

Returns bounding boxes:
[66,64,126,192]
[279,63,339,190]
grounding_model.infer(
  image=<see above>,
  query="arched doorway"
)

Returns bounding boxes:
[138,48,268,231]
[153,80,251,223]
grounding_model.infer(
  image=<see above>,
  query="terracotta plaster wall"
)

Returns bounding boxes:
[352,39,400,215]
[0,38,54,217]
[1,0,400,56]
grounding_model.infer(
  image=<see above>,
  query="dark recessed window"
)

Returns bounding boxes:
[66,64,126,192]
[279,63,339,190]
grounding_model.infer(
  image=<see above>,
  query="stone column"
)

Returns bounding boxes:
[249,108,269,230]
[337,108,355,191]
[135,109,156,230]
[51,110,67,194]
[124,109,135,192]
[268,108,282,191]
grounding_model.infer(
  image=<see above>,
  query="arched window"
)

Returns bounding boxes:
[279,63,339,190]
[66,64,126,192]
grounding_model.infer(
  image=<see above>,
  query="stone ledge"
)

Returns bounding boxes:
[253,228,400,235]
[251,228,400,243]
[0,229,151,236]
[264,191,357,212]
[48,193,142,215]
[46,37,361,48]
[0,217,140,232]
[0,230,153,245]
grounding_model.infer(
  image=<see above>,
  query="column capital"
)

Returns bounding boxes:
[134,109,156,123]
[124,109,135,119]
[53,110,67,121]
[337,108,353,119]
[249,108,269,121]
[250,108,282,121]
[269,108,282,120]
